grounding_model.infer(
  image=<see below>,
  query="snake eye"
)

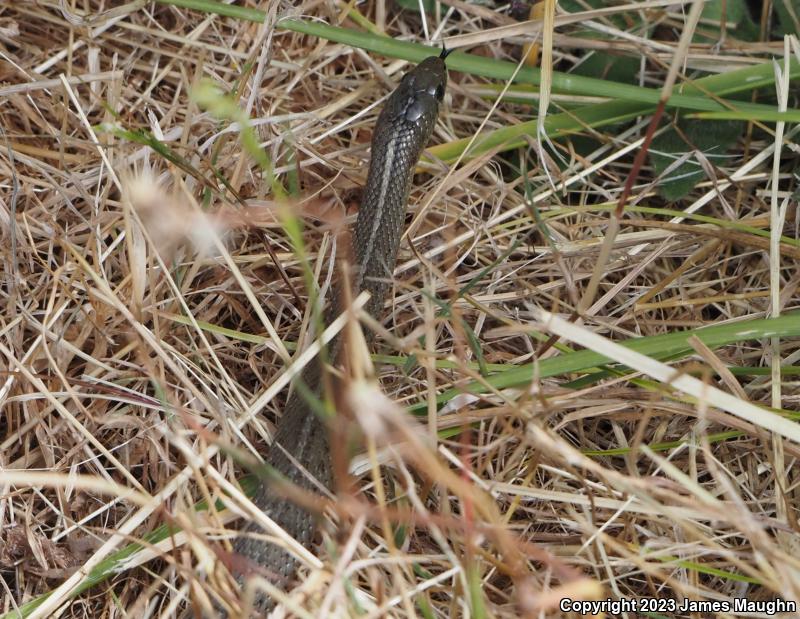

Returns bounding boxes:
[434,84,445,101]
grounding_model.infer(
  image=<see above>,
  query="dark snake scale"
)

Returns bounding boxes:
[230,51,449,613]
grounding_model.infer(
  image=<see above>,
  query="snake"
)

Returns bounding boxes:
[230,48,450,613]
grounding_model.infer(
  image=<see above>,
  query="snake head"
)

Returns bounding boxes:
[395,55,448,124]
[406,55,448,102]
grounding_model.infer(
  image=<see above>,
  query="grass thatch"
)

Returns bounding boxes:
[1,0,799,617]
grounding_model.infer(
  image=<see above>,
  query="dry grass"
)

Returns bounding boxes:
[1,1,799,617]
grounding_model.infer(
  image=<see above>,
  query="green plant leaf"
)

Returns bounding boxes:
[649,119,743,200]
[701,0,760,42]
[773,0,800,36]
[395,0,436,14]
[573,52,642,86]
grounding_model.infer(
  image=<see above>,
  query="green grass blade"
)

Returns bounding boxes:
[546,203,800,249]
[278,18,796,117]
[409,312,800,414]
[152,0,265,21]
[0,477,261,619]
[151,2,795,119]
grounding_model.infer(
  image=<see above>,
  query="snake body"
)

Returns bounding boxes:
[232,51,449,612]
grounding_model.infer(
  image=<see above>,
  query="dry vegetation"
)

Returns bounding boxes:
[1,0,799,617]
